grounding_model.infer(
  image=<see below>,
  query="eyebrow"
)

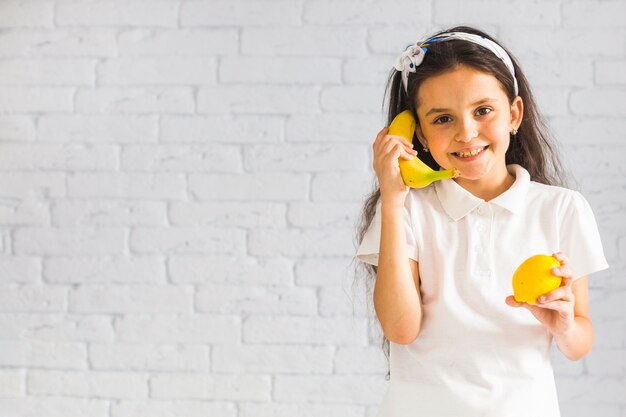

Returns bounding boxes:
[424,98,498,117]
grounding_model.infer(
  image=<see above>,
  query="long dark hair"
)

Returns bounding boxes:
[352,25,569,380]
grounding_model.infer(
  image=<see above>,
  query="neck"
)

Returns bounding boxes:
[455,165,515,201]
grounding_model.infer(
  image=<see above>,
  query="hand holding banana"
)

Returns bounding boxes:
[388,111,460,188]
[372,122,417,205]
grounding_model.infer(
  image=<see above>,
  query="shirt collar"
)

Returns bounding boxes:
[434,164,530,221]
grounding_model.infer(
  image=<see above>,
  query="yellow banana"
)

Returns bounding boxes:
[388,109,416,141]
[388,110,460,188]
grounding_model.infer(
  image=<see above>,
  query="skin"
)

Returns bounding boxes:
[373,65,593,359]
[414,65,522,201]
[506,253,593,361]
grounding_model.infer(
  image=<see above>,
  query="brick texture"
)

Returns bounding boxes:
[0,1,623,416]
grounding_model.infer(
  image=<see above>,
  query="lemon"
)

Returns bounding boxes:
[512,254,562,305]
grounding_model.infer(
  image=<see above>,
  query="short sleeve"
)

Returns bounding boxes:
[559,191,609,280]
[355,196,418,266]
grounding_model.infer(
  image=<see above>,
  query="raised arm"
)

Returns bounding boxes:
[371,126,423,345]
[374,202,422,344]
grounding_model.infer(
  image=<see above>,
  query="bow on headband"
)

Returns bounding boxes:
[393,32,519,96]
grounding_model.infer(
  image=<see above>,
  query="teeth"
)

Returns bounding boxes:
[456,147,485,158]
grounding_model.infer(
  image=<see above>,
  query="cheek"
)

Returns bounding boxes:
[421,127,446,144]
[427,134,450,153]
[494,114,512,131]
[486,123,511,146]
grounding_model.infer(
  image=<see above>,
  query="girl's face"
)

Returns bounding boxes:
[415,65,523,193]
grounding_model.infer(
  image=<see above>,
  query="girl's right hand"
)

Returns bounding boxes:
[372,126,418,207]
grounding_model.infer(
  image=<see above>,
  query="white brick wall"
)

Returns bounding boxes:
[0,0,624,416]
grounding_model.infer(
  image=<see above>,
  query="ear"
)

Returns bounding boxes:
[414,122,428,148]
[510,95,523,130]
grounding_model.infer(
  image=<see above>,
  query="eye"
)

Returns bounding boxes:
[476,107,492,116]
[434,115,452,124]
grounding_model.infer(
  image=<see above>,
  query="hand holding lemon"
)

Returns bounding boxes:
[506,252,577,337]
[512,254,562,305]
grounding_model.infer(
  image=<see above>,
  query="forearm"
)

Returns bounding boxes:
[373,202,422,344]
[554,316,594,361]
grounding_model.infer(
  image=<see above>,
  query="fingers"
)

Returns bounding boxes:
[551,265,574,288]
[373,128,417,162]
[380,142,414,165]
[551,265,573,278]
[384,137,416,159]
[505,295,524,308]
[506,295,543,310]
[536,285,575,309]
[397,143,418,160]
[537,290,574,306]
[552,251,569,266]
[375,126,389,143]
[528,261,575,311]
[375,127,415,151]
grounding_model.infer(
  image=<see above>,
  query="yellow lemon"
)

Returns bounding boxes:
[512,254,562,305]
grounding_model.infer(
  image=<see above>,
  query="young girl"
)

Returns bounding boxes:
[354,26,608,416]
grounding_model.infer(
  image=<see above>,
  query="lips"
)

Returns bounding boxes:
[452,145,488,158]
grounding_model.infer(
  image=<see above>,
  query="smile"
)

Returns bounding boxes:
[453,146,488,158]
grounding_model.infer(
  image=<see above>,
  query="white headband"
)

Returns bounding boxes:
[393,32,519,96]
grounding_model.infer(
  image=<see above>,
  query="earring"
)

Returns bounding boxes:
[417,135,429,152]
[510,127,518,136]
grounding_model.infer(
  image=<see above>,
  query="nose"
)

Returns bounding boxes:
[455,118,478,143]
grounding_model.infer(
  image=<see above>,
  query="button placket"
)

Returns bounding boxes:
[474,204,493,276]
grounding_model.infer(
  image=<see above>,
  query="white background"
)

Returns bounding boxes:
[0,0,624,416]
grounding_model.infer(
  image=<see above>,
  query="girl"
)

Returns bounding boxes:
[354,26,608,416]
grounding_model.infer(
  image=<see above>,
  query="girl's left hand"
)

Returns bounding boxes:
[505,252,576,337]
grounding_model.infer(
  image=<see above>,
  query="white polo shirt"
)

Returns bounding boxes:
[356,164,608,417]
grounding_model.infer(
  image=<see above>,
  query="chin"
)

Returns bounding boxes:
[455,166,491,182]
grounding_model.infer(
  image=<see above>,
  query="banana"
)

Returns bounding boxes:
[388,109,416,141]
[388,110,460,188]
[398,153,461,188]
